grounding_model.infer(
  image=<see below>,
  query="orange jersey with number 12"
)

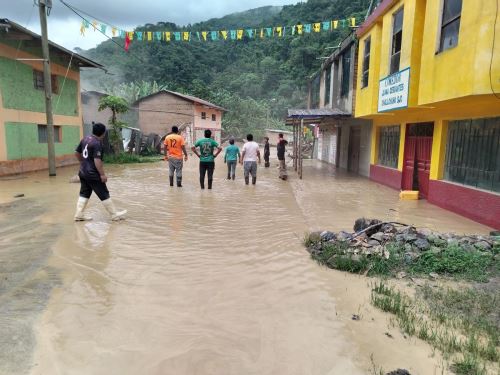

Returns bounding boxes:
[164,134,185,159]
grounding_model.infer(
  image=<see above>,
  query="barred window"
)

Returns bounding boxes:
[38,125,61,143]
[390,8,404,74]
[439,0,462,52]
[378,125,400,168]
[201,112,206,120]
[33,70,59,94]
[444,117,500,192]
[212,114,216,121]
[362,37,371,88]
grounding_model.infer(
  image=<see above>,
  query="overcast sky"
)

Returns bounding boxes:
[3,0,300,50]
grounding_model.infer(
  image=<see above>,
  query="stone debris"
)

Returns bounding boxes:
[307,218,498,261]
[386,370,411,375]
[13,194,24,198]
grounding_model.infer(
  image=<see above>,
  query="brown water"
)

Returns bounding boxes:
[0,158,491,375]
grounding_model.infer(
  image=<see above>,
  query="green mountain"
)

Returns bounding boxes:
[81,0,370,137]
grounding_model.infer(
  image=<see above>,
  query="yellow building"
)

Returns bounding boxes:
[354,0,500,229]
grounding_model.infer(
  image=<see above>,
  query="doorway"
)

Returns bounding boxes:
[402,123,434,198]
[348,126,361,173]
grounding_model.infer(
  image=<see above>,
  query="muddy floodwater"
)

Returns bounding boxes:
[0,158,492,375]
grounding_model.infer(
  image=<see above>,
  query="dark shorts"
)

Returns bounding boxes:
[79,174,110,201]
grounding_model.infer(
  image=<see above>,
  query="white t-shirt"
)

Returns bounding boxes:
[242,141,260,162]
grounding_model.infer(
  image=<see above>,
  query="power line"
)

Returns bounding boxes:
[58,0,145,64]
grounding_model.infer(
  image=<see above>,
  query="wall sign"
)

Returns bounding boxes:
[378,67,410,112]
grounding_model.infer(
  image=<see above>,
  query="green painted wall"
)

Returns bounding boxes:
[5,122,80,160]
[0,57,79,116]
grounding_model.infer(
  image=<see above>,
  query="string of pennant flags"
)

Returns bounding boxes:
[79,17,357,48]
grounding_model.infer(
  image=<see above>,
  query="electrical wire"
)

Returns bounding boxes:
[54,51,74,113]
[490,0,500,99]
[58,0,145,63]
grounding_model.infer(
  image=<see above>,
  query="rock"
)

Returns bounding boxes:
[396,271,407,279]
[414,238,430,251]
[370,232,385,242]
[429,272,440,279]
[474,240,492,251]
[308,232,322,244]
[430,246,442,254]
[353,218,382,235]
[372,245,383,255]
[351,314,361,321]
[320,231,336,242]
[418,228,433,237]
[337,231,352,241]
[384,332,394,339]
[13,194,24,198]
[351,254,362,262]
[381,223,397,233]
[386,370,411,375]
[368,240,381,247]
[403,233,418,242]
[490,231,500,237]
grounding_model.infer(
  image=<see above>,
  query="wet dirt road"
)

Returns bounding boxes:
[0,158,491,375]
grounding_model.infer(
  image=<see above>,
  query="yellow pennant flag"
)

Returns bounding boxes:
[92,20,98,31]
[80,22,86,36]
[332,20,339,29]
[237,29,243,40]
[165,32,171,41]
[202,31,208,41]
[128,32,134,40]
[297,24,303,34]
[183,32,190,41]
[221,30,228,40]
[276,26,282,37]
[351,18,356,27]
[146,32,152,41]
[260,28,264,38]
[111,27,117,36]
[313,23,321,32]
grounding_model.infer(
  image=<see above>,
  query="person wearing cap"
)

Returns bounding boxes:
[224,138,240,180]
[74,122,127,221]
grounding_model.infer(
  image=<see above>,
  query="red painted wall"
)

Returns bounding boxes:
[428,180,500,230]
[370,164,402,190]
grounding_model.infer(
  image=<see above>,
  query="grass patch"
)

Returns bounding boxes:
[103,153,162,164]
[371,282,499,374]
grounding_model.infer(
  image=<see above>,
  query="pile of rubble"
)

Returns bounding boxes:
[307,218,498,260]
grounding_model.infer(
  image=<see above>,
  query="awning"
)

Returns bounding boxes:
[285,108,350,125]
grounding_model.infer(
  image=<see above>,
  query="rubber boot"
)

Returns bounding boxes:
[245,176,249,185]
[208,179,213,190]
[252,177,257,185]
[169,176,174,187]
[177,177,182,187]
[232,175,235,181]
[74,197,93,221]
[102,199,127,221]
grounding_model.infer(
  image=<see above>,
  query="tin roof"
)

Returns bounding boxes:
[0,18,103,69]
[135,90,227,112]
[287,108,349,117]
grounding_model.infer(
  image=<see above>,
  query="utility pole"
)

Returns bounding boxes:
[38,0,56,176]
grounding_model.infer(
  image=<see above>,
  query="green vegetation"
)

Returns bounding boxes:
[80,0,371,138]
[98,95,129,154]
[304,234,498,282]
[103,153,162,164]
[371,282,499,375]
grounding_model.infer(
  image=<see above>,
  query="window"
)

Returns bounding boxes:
[340,46,351,97]
[310,75,320,109]
[378,125,400,168]
[390,8,404,74]
[201,112,206,119]
[362,37,371,88]
[444,117,500,192]
[212,114,216,121]
[33,70,59,94]
[38,125,61,143]
[439,0,462,52]
[324,64,331,106]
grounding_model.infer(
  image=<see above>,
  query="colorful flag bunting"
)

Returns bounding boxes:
[230,30,236,40]
[297,25,303,35]
[80,21,86,36]
[313,23,321,32]
[112,27,117,36]
[322,21,330,31]
[211,31,218,40]
[174,32,181,41]
[124,33,131,51]
[246,29,254,38]
[202,31,208,41]
[237,29,243,40]
[304,24,311,33]
[137,31,143,41]
[276,26,282,37]
[165,32,171,41]
[221,30,228,40]
[183,32,190,41]
[266,27,272,37]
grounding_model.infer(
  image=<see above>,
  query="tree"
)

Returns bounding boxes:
[98,95,129,154]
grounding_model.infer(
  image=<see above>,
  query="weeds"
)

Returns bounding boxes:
[371,282,499,374]
[103,153,162,164]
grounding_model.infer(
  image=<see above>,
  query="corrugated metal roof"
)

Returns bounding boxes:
[287,108,349,117]
[135,90,227,112]
[0,19,104,69]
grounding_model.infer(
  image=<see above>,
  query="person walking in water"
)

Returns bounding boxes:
[74,122,127,221]
[224,138,240,180]
[277,133,288,181]
[240,133,261,185]
[191,129,222,189]
[164,126,188,187]
[263,137,270,168]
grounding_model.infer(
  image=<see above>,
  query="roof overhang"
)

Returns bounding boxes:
[285,108,350,125]
[356,0,398,38]
[0,18,104,69]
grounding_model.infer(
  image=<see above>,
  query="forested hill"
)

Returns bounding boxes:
[81,0,370,137]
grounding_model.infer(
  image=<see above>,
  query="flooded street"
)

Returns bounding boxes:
[0,158,491,375]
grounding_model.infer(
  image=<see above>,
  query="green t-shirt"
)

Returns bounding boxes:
[224,144,240,162]
[195,137,219,162]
